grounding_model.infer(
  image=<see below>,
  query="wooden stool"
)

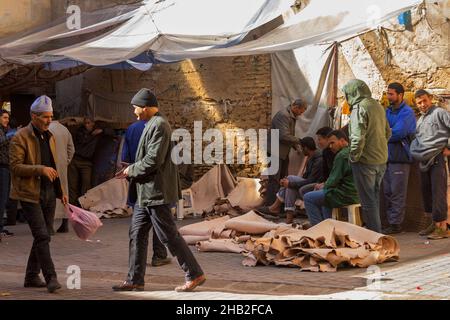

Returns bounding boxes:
[332,204,363,226]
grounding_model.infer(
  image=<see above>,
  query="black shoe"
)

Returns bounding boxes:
[47,278,62,293]
[112,281,144,291]
[24,276,47,288]
[57,219,69,233]
[382,224,402,235]
[150,257,172,267]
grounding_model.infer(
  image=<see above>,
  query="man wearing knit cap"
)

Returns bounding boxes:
[9,95,67,293]
[113,88,206,292]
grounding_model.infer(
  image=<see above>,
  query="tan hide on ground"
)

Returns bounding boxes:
[243,219,400,271]
[224,210,280,235]
[189,164,237,214]
[192,213,400,272]
[226,177,264,212]
[78,178,130,218]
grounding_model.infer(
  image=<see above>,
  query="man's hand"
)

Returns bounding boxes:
[92,128,103,136]
[314,183,324,190]
[280,178,289,188]
[115,166,130,179]
[61,195,68,206]
[42,167,58,182]
[443,148,450,157]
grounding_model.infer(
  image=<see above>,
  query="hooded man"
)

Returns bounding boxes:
[9,95,67,293]
[342,79,391,233]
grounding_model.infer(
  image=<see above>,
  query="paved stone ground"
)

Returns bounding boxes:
[0,216,449,300]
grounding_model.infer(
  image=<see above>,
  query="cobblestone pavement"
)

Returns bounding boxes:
[0,217,449,300]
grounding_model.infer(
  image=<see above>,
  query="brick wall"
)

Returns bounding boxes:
[83,55,272,179]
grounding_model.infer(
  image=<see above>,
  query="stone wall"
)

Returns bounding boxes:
[82,55,272,179]
[0,0,51,38]
[338,1,450,99]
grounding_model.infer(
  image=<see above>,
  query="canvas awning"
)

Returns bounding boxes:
[0,0,421,67]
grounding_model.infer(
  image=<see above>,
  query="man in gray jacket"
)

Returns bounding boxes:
[265,99,306,205]
[113,89,205,292]
[410,90,450,240]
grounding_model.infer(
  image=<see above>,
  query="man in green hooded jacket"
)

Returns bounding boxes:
[342,79,391,233]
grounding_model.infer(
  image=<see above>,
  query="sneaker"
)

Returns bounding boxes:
[150,257,172,267]
[419,223,436,236]
[382,224,402,235]
[427,227,449,240]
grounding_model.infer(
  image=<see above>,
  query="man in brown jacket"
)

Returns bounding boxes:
[9,95,67,293]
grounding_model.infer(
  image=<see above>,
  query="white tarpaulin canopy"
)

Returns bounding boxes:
[0,0,421,66]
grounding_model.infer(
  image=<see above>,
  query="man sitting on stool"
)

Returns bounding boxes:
[303,130,359,226]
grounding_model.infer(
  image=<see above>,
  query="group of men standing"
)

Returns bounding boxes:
[266,79,449,239]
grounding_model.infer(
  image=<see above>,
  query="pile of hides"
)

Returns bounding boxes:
[189,165,264,215]
[180,211,400,272]
[78,178,132,219]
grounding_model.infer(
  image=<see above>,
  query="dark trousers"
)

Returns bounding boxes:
[383,163,411,225]
[21,187,57,283]
[128,201,167,261]
[351,162,386,233]
[68,157,93,205]
[127,204,203,285]
[421,154,448,223]
[0,167,9,232]
[6,198,18,225]
[265,157,289,206]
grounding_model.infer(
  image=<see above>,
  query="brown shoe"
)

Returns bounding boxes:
[175,275,206,292]
[286,211,294,224]
[112,281,144,292]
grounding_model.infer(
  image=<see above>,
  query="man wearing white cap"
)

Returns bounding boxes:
[9,95,68,293]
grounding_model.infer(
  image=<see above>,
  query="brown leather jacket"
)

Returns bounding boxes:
[9,123,64,204]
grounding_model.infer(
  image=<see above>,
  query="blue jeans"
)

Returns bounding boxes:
[351,162,386,233]
[0,167,10,232]
[277,176,305,211]
[383,163,410,225]
[304,190,332,226]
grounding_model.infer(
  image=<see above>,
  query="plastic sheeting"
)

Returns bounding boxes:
[270,44,337,174]
[0,0,421,66]
[0,0,293,66]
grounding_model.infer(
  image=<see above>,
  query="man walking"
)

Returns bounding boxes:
[122,119,171,267]
[113,88,205,292]
[9,95,67,293]
[410,90,450,240]
[382,83,416,234]
[342,79,391,233]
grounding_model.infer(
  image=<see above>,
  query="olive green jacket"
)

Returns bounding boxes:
[343,79,391,165]
[324,147,359,208]
[128,112,181,207]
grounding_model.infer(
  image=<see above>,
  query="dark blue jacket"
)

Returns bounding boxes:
[122,120,147,163]
[386,101,416,163]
